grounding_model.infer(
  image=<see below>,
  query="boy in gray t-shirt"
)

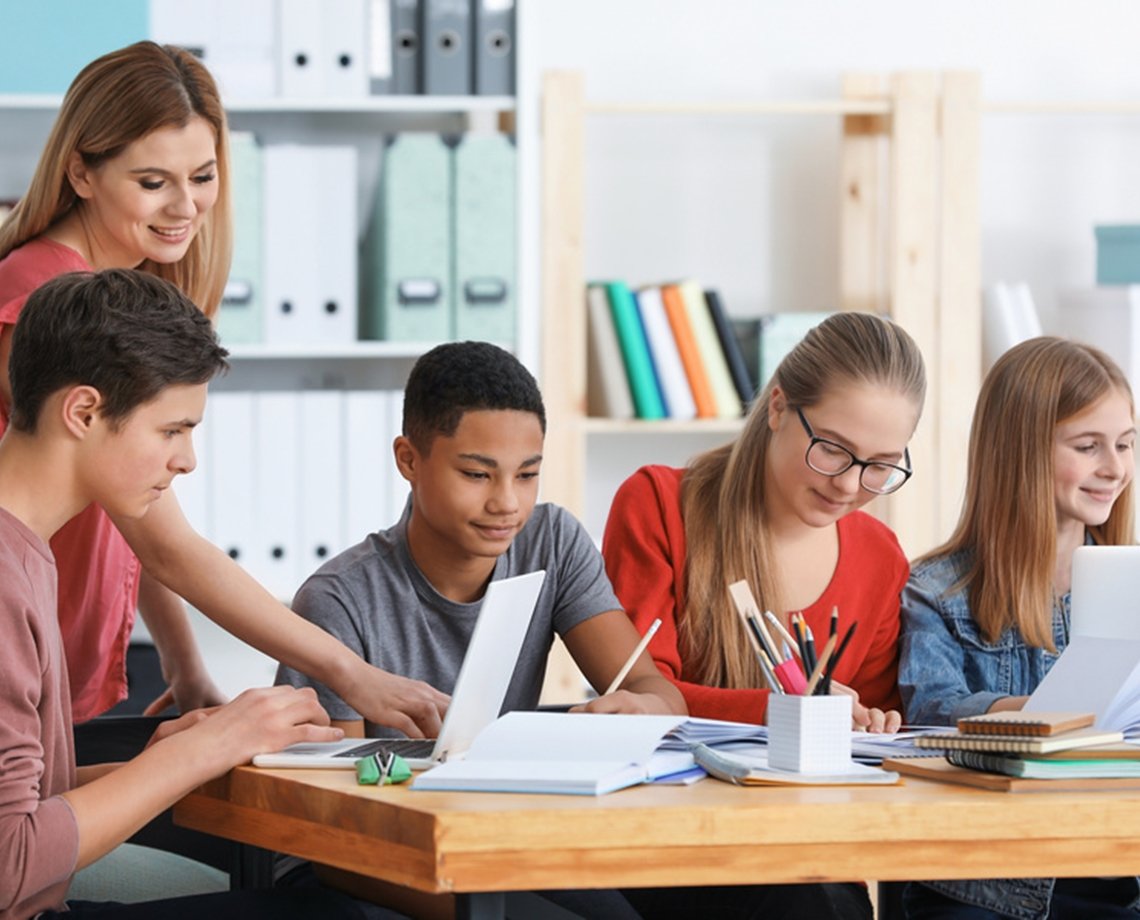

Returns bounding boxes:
[278,341,685,739]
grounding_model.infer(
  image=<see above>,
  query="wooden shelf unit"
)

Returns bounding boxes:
[538,69,983,559]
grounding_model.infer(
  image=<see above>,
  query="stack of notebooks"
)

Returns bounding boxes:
[884,711,1140,792]
[586,281,754,421]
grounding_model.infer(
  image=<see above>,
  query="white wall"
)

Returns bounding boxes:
[517,0,1140,536]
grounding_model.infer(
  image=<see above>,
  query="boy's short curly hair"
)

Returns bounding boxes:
[402,341,546,452]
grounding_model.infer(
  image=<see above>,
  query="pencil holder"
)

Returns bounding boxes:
[767,694,852,774]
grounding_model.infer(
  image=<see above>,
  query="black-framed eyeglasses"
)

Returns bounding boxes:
[795,408,912,495]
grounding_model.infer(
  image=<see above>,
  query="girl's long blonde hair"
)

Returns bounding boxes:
[678,312,926,689]
[0,41,232,317]
[921,337,1135,650]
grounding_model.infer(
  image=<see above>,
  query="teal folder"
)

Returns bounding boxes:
[362,134,452,342]
[605,281,666,420]
[217,131,263,346]
[453,133,516,344]
[0,1,148,93]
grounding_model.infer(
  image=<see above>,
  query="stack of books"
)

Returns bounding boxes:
[585,280,754,421]
[884,711,1140,791]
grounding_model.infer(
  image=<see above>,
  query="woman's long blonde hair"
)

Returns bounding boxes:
[0,41,232,317]
[679,311,926,689]
[921,337,1135,650]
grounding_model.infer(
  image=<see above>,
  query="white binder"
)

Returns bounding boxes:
[343,390,391,545]
[277,0,368,98]
[252,392,301,601]
[173,404,212,540]
[150,0,278,100]
[385,389,411,520]
[299,390,345,575]
[207,392,257,573]
[263,145,358,344]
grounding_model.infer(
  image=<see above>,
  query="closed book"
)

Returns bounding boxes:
[946,749,1140,780]
[955,711,1095,737]
[605,281,666,420]
[884,755,1140,793]
[675,280,742,418]
[704,289,757,406]
[661,284,716,418]
[636,286,697,420]
[914,726,1124,755]
[586,285,635,419]
[693,743,900,787]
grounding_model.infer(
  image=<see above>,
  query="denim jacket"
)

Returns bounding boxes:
[899,548,1140,919]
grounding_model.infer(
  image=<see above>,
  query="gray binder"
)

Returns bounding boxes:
[472,0,514,95]
[453,133,515,342]
[421,0,470,95]
[390,0,419,93]
[362,134,453,341]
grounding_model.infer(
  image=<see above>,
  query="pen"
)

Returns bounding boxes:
[746,610,782,666]
[803,623,818,676]
[803,633,838,696]
[763,610,800,660]
[829,605,839,642]
[821,621,857,695]
[605,618,661,695]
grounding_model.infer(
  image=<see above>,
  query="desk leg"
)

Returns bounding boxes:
[455,892,506,920]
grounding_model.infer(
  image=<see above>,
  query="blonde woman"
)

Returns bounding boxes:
[900,337,1137,919]
[602,311,926,920]
[0,42,446,751]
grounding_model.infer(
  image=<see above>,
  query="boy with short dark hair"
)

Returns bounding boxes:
[278,340,684,740]
[0,269,364,920]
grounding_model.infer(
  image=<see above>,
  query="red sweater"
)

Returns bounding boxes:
[602,465,906,723]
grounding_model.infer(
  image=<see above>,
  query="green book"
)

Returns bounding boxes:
[603,281,666,420]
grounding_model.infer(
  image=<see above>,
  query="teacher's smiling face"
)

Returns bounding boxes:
[65,115,219,269]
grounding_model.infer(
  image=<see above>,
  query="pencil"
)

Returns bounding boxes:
[821,621,857,695]
[729,595,783,693]
[604,618,661,695]
[803,633,838,696]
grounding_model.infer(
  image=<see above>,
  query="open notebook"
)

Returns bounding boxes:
[253,569,546,770]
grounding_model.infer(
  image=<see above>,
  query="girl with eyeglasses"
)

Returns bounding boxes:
[898,337,1137,920]
[600,310,924,920]
[604,311,924,733]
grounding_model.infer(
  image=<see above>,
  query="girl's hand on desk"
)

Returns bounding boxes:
[831,681,902,733]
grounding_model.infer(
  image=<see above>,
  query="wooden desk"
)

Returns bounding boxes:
[175,766,1140,917]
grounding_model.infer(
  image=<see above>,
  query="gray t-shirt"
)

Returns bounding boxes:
[276,501,620,737]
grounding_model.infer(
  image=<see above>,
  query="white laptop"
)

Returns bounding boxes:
[252,569,546,770]
[1068,545,1140,640]
[1025,546,1140,728]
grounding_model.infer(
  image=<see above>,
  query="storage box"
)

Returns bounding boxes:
[1095,225,1140,285]
[767,693,852,774]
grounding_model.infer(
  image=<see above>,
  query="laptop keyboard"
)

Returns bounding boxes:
[333,738,437,759]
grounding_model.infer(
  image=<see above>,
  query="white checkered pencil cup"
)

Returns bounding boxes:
[767,693,852,773]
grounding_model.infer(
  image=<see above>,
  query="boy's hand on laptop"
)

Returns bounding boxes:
[343,664,450,739]
[186,686,345,768]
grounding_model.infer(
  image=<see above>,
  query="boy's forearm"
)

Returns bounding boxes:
[624,672,688,714]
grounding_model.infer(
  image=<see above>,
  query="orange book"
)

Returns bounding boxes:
[661,284,716,418]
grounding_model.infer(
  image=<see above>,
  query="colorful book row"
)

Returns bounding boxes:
[586,281,754,421]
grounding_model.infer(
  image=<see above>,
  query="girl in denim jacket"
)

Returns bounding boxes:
[899,336,1138,920]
